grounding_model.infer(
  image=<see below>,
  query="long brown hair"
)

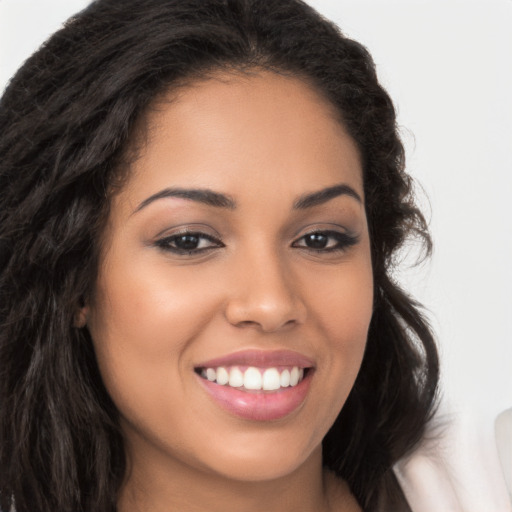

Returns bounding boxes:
[0,1,438,510]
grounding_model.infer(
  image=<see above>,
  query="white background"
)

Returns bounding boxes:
[1,0,511,422]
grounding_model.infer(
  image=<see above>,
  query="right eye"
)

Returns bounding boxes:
[155,231,224,255]
[291,229,358,253]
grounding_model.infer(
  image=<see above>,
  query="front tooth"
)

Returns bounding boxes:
[244,367,262,390]
[229,367,244,387]
[289,366,300,386]
[216,367,229,385]
[262,368,281,391]
[280,369,290,387]
[205,368,217,382]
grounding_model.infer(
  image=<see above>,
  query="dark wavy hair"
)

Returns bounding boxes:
[0,1,439,511]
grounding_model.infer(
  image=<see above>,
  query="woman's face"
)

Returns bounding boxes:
[86,71,373,483]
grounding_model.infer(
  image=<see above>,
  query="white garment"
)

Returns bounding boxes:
[496,408,512,500]
[394,406,512,512]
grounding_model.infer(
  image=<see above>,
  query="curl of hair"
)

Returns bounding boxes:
[0,1,438,511]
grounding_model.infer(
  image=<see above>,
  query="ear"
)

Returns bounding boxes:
[74,306,89,328]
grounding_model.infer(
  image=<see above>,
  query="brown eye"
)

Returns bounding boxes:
[304,233,329,249]
[292,230,358,252]
[174,234,201,250]
[155,231,224,254]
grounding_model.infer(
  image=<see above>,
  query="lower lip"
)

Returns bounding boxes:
[197,371,312,421]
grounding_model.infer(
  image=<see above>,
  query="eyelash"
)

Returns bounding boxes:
[155,231,224,254]
[292,230,358,253]
[155,229,358,256]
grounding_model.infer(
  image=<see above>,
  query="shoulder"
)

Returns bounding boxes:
[394,405,512,512]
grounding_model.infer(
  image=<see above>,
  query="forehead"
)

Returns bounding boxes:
[120,70,363,209]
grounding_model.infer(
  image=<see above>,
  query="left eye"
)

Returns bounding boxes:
[155,232,223,253]
[292,231,357,251]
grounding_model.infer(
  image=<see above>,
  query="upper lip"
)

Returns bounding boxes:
[195,349,315,369]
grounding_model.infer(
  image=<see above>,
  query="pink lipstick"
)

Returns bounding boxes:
[195,350,314,421]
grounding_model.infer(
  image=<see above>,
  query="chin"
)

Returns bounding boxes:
[203,446,319,483]
[186,424,324,483]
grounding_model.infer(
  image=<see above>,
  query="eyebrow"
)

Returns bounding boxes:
[134,187,236,213]
[293,184,362,209]
[134,182,362,213]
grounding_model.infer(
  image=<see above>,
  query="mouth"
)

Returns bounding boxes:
[194,350,315,421]
[195,365,310,392]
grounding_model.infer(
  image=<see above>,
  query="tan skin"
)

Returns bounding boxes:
[82,71,371,512]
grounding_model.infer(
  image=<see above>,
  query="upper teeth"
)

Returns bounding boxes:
[200,366,305,391]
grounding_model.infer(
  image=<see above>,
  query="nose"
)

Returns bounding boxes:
[224,251,307,332]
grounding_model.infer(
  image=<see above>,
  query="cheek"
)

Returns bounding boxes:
[301,252,373,400]
[281,257,372,449]
[86,254,221,419]
[90,252,218,354]
[306,250,373,342]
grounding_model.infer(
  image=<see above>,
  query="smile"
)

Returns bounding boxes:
[195,350,314,421]
[198,366,306,391]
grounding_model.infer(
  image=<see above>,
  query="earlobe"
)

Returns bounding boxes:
[74,306,89,328]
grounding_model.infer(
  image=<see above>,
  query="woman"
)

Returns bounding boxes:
[0,1,439,511]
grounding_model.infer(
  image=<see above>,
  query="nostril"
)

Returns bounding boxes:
[224,301,306,333]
